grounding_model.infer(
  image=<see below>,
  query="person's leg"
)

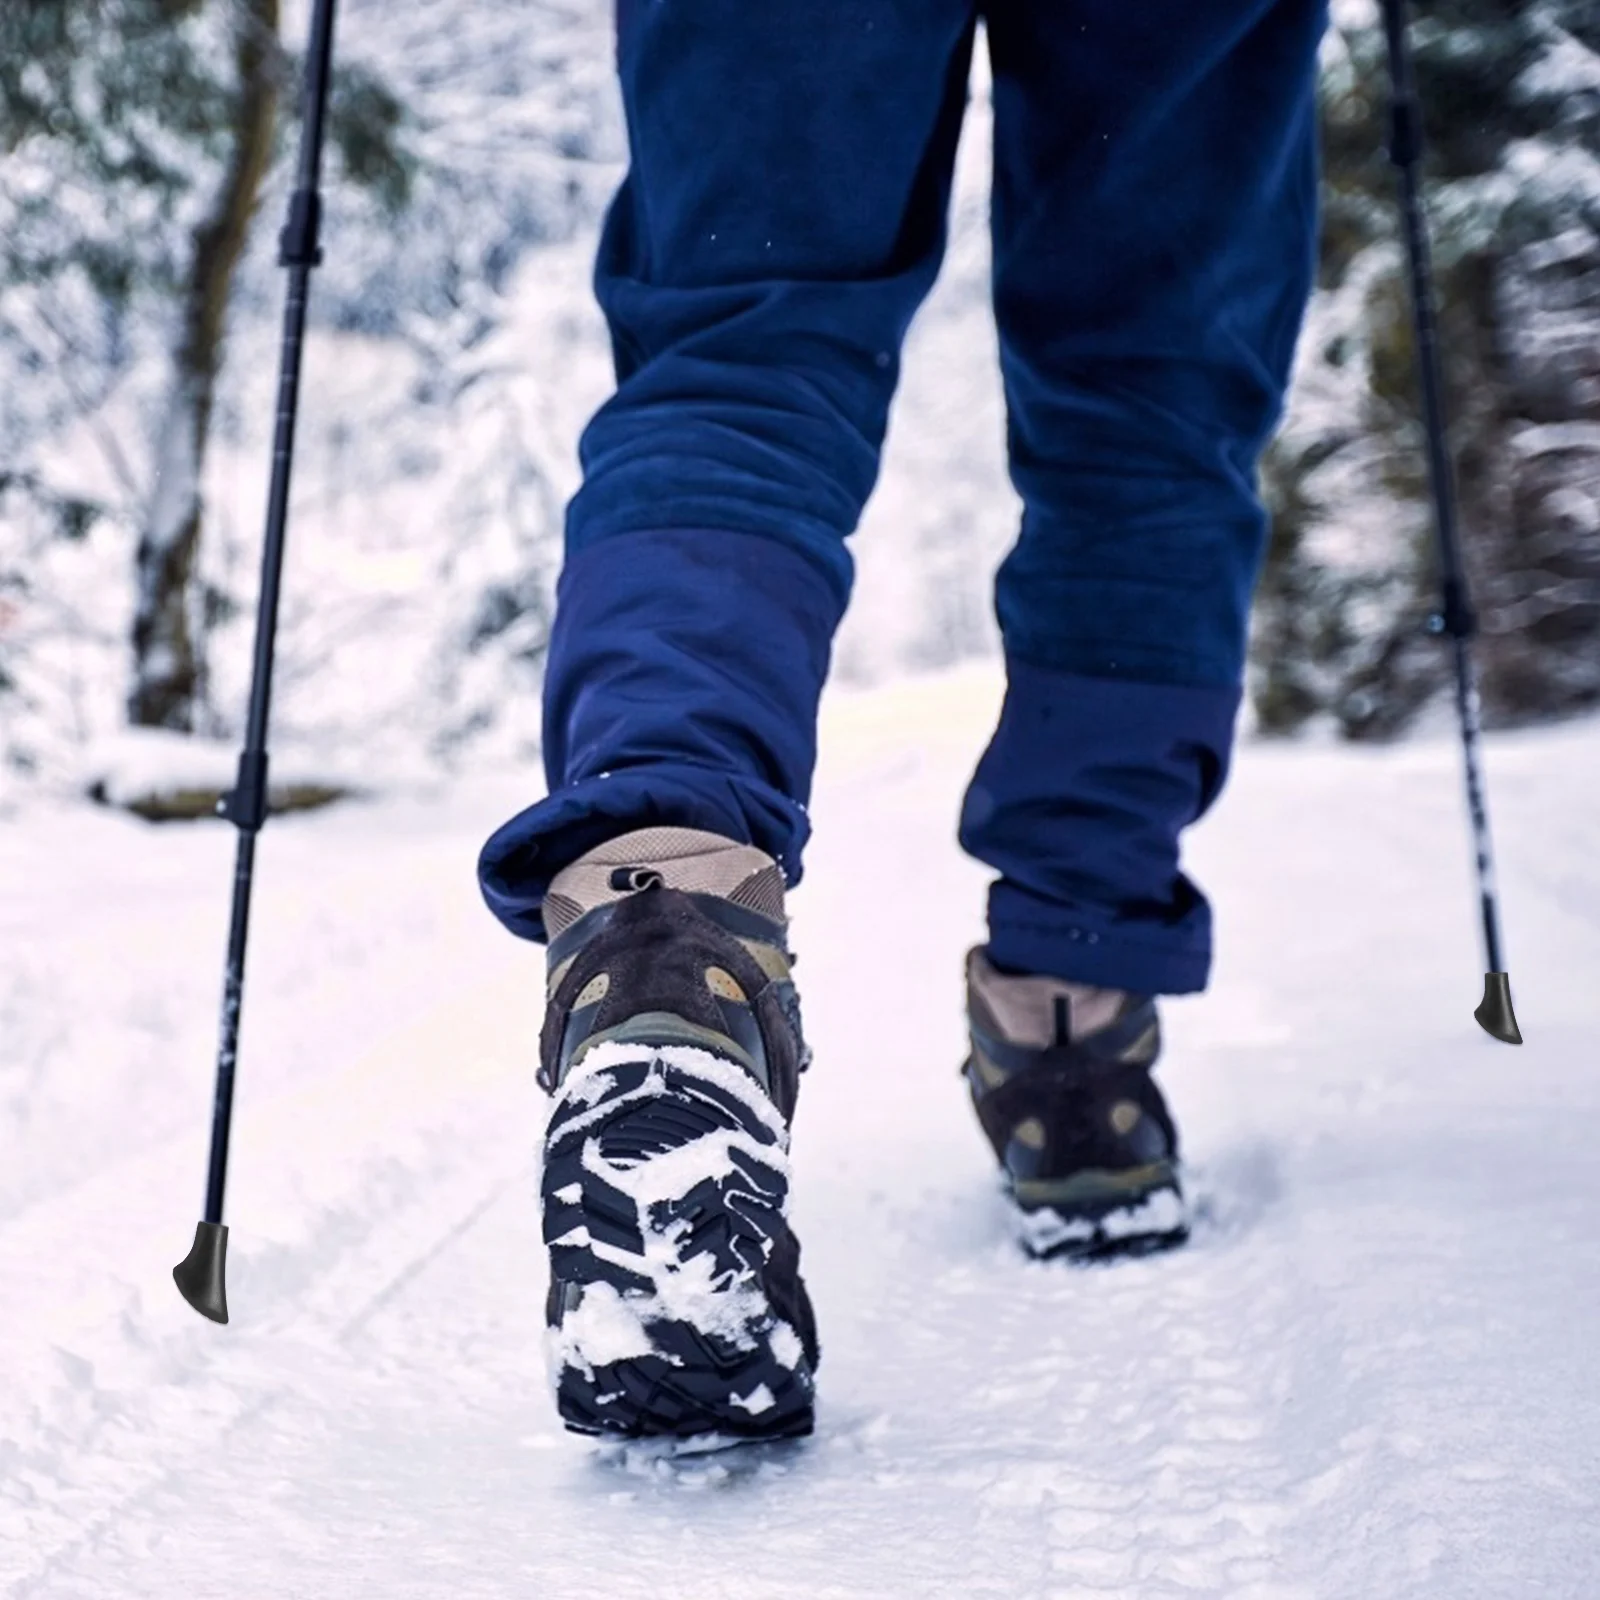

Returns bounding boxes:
[963,0,1328,996]
[480,1,978,941]
[499,0,979,1444]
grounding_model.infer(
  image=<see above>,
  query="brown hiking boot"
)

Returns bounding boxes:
[963,947,1188,1259]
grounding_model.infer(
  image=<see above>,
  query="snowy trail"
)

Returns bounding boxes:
[3,667,1599,1598]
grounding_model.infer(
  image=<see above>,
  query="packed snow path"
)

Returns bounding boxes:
[3,667,1597,1598]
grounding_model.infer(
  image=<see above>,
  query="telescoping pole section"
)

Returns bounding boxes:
[174,0,342,1323]
[1379,0,1521,1046]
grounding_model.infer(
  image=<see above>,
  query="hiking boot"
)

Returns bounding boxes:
[963,947,1189,1259]
[537,827,818,1443]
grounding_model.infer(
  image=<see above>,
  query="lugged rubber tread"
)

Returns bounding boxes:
[1026,1226,1191,1264]
[542,1054,817,1442]
[1015,1175,1191,1263]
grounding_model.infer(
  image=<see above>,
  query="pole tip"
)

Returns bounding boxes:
[174,1220,230,1323]
[1474,971,1523,1046]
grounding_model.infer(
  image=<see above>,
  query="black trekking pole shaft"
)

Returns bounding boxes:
[175,0,341,1323]
[1379,0,1521,1045]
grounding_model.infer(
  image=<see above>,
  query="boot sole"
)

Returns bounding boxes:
[541,1044,816,1444]
[1013,1176,1190,1262]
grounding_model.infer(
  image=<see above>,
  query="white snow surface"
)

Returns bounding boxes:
[3,665,1600,1598]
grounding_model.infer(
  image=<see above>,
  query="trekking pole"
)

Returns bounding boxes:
[1379,0,1521,1045]
[174,0,341,1322]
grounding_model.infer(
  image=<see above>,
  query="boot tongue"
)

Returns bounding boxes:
[967,947,1127,1048]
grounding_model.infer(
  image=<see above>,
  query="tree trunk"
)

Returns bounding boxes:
[129,0,281,730]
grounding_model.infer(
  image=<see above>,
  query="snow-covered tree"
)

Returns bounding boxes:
[0,0,414,749]
[1254,0,1600,739]
[130,0,286,732]
[1,0,619,798]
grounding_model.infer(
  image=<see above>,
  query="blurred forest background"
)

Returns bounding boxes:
[1,0,1596,812]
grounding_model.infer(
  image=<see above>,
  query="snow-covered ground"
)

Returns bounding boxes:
[3,665,1597,1598]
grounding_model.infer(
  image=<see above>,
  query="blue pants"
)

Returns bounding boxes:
[479,0,1326,995]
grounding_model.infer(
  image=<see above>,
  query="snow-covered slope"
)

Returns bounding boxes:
[2,666,1597,1598]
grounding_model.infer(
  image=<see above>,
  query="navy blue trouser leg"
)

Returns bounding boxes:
[479,1,978,939]
[964,0,1326,991]
[478,0,1326,997]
